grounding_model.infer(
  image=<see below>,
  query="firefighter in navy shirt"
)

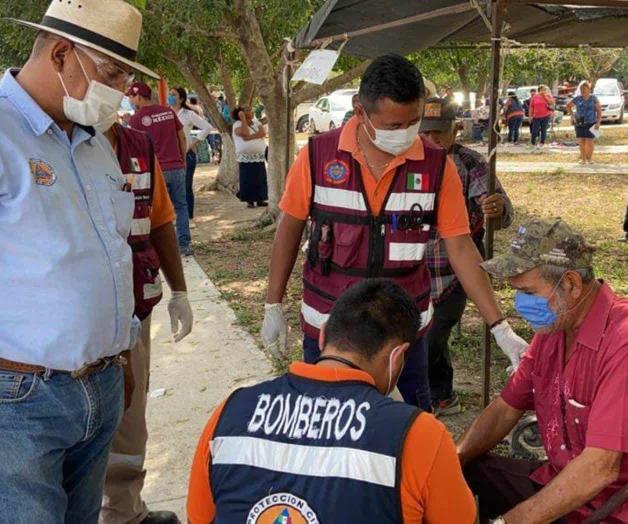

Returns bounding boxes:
[187,279,476,524]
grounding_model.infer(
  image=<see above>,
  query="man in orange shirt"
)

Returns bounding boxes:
[261,54,527,410]
[187,279,477,524]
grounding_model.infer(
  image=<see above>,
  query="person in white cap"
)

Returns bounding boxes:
[0,1,161,523]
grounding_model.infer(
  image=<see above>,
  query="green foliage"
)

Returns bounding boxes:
[0,0,47,68]
[409,45,628,95]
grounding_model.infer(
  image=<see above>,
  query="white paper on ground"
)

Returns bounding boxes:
[589,125,601,139]
[291,49,340,85]
[149,388,167,399]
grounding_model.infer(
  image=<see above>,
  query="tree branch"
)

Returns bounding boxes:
[292,60,372,106]
[239,77,256,107]
[226,0,277,101]
[219,52,238,109]
[144,5,237,42]
[164,51,230,134]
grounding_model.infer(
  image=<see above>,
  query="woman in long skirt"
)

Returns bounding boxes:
[232,106,268,208]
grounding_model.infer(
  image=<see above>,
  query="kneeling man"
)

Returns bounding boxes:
[188,279,476,523]
[457,218,628,523]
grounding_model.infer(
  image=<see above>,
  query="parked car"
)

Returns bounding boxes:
[295,102,311,133]
[594,78,625,124]
[309,89,358,133]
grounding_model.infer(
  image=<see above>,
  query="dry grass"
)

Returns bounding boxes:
[193,153,628,436]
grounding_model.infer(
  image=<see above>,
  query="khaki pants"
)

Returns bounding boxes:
[101,316,152,524]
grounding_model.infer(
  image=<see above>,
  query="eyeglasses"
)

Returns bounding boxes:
[76,45,135,90]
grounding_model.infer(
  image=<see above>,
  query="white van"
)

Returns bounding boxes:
[594,78,624,124]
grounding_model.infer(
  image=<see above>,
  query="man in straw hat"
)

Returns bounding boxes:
[457,218,628,523]
[0,1,160,522]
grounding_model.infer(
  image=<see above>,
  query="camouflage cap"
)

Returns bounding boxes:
[481,218,595,278]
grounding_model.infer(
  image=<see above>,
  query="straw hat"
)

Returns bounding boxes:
[7,0,159,79]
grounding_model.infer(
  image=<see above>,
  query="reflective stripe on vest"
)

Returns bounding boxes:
[302,298,434,332]
[210,373,420,523]
[313,186,367,212]
[384,192,435,212]
[211,435,397,487]
[301,128,446,341]
[131,217,151,236]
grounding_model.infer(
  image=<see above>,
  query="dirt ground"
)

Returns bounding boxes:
[190,145,628,437]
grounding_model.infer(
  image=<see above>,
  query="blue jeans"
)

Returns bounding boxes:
[507,116,523,143]
[163,168,191,249]
[530,116,550,145]
[185,151,197,220]
[0,364,124,523]
[303,335,431,411]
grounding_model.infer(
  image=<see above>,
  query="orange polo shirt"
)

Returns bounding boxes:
[149,160,176,229]
[187,362,477,524]
[280,117,470,239]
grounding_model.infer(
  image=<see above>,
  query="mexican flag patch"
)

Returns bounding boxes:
[130,157,148,173]
[406,172,425,190]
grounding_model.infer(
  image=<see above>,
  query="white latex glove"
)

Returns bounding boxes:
[168,291,194,342]
[491,320,529,372]
[261,303,289,359]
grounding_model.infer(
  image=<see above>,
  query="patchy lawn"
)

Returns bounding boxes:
[193,166,627,436]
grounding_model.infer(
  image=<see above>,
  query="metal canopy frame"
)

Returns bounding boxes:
[480,0,626,405]
[294,0,627,407]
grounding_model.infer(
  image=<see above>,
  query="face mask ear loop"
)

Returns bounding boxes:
[362,112,377,144]
[73,47,93,85]
[57,71,70,97]
[386,346,400,396]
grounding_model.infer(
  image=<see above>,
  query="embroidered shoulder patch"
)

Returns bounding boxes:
[324,159,350,185]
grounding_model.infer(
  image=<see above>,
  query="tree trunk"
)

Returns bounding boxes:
[169,54,240,193]
[264,84,292,217]
[217,134,238,193]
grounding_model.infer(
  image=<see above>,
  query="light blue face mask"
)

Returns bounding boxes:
[167,94,177,107]
[514,274,565,330]
[514,291,558,330]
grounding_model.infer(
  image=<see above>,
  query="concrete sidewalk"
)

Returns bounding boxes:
[469,143,628,155]
[496,161,628,174]
[141,258,274,518]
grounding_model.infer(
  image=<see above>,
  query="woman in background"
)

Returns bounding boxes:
[529,84,554,149]
[169,87,213,220]
[566,81,602,164]
[502,92,525,145]
[232,106,268,208]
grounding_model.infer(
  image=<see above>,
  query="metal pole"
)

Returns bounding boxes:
[482,0,505,408]
[284,43,295,187]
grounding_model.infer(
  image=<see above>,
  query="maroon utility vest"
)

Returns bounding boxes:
[302,128,447,340]
[115,124,163,320]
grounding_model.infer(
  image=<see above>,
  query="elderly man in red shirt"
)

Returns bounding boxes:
[457,218,628,524]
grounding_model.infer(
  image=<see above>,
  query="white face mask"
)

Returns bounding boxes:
[58,49,124,127]
[93,111,119,134]
[386,345,403,396]
[364,113,420,156]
